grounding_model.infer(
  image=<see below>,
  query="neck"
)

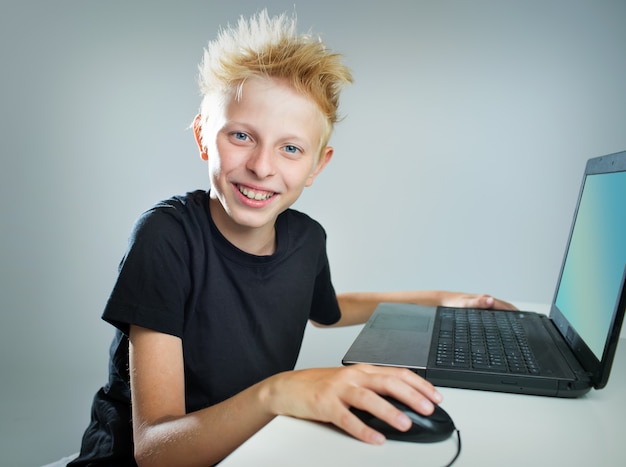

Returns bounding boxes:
[208,197,277,256]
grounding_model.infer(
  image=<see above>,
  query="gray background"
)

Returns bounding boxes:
[1,1,625,465]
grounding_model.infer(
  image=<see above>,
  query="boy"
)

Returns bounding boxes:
[70,11,513,466]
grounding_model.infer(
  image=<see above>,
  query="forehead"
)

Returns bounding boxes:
[232,77,321,119]
[212,77,326,142]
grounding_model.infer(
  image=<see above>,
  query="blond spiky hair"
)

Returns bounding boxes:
[197,10,352,148]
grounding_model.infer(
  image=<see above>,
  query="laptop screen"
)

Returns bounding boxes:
[555,170,626,360]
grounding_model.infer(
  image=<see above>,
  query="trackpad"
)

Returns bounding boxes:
[342,303,435,370]
[371,311,432,332]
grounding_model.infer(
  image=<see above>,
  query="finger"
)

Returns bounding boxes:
[340,394,413,444]
[341,408,387,445]
[376,367,441,407]
[353,365,442,415]
[496,299,519,310]
[481,295,518,310]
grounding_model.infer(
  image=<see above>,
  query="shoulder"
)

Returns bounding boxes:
[126,190,210,252]
[277,209,329,262]
[281,208,326,238]
[133,191,208,231]
[141,190,208,221]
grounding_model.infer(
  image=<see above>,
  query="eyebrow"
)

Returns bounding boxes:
[223,120,315,148]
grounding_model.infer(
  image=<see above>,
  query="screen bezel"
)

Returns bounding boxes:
[549,150,626,389]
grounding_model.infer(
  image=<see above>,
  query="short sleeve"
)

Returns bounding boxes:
[102,205,191,337]
[308,236,341,326]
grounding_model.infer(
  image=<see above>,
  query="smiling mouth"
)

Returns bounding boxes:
[237,184,276,201]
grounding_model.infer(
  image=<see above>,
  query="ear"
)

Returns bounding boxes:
[305,146,334,187]
[193,114,208,161]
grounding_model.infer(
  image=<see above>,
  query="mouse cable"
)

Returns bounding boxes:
[444,429,462,467]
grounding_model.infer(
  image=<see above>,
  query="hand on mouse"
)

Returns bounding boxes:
[264,363,443,445]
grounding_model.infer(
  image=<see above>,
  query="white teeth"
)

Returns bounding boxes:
[239,185,274,201]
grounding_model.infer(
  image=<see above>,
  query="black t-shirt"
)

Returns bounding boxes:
[71,190,341,465]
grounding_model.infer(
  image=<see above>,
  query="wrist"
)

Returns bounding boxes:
[257,371,290,417]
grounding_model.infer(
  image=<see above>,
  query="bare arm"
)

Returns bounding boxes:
[318,290,517,327]
[129,325,444,466]
[129,325,277,467]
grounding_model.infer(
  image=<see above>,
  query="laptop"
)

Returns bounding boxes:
[343,150,626,398]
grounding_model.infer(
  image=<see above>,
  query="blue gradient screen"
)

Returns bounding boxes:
[555,171,626,360]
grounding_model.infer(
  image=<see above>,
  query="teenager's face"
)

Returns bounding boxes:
[199,77,332,239]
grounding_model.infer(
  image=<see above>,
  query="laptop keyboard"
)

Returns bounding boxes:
[435,308,540,374]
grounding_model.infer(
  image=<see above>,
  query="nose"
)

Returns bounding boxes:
[246,145,276,179]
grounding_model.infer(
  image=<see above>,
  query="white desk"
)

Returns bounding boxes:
[222,304,626,466]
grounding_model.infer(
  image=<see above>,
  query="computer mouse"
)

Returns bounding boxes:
[351,396,456,443]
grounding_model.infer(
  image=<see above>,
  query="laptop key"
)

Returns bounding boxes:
[434,308,540,375]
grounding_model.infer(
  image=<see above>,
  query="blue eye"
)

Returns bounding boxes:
[233,132,248,141]
[284,145,299,154]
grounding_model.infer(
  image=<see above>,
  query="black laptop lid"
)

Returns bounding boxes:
[549,150,626,388]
